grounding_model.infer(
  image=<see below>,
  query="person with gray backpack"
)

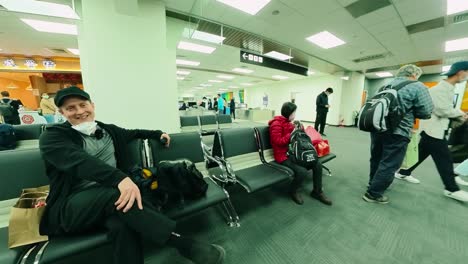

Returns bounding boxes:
[359,64,433,204]
[0,91,22,125]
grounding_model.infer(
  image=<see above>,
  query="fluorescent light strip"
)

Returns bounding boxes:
[217,75,234,79]
[67,48,79,55]
[208,80,224,83]
[0,0,80,19]
[216,0,271,15]
[375,72,393,77]
[264,51,292,61]
[184,28,225,44]
[447,0,468,15]
[176,59,200,66]
[307,71,315,75]
[445,37,468,52]
[177,41,216,54]
[218,88,228,91]
[306,31,346,49]
[176,70,191,75]
[200,84,212,87]
[177,77,185,80]
[341,76,349,80]
[21,19,77,35]
[229,86,239,88]
[232,68,253,74]
[241,83,253,86]
[272,75,289,80]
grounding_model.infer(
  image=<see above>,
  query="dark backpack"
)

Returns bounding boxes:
[358,80,415,133]
[0,124,16,150]
[0,99,15,120]
[288,129,318,169]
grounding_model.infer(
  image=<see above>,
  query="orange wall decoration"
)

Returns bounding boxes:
[0,77,38,109]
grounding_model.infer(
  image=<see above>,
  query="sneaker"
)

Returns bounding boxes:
[362,192,389,204]
[394,172,420,184]
[187,244,225,264]
[443,190,468,202]
[320,133,327,137]
[310,191,332,206]
[455,176,468,187]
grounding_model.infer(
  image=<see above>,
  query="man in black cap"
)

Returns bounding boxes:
[395,61,468,202]
[315,88,333,136]
[39,86,225,264]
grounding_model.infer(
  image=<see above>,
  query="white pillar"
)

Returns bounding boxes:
[78,0,180,132]
[339,72,365,126]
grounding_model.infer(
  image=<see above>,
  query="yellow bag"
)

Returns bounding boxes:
[8,186,49,248]
[401,133,419,169]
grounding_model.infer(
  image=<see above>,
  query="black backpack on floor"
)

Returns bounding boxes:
[0,124,16,150]
[288,129,318,169]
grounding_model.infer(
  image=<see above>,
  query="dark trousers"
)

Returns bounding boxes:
[61,186,176,264]
[314,111,328,134]
[368,132,410,198]
[282,157,323,193]
[230,108,235,119]
[399,132,460,192]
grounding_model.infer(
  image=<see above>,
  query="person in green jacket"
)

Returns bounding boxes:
[39,86,225,264]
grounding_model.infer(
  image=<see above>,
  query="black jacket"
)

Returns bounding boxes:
[316,92,329,113]
[39,121,163,235]
[1,98,22,124]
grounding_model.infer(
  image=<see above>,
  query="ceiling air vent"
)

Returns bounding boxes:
[345,0,391,19]
[353,52,391,63]
[406,17,444,34]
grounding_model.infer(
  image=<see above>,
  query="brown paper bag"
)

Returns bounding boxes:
[8,188,49,248]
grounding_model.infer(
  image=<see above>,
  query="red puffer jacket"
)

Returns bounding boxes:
[268,115,294,163]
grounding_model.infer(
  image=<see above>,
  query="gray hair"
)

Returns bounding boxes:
[396,64,423,79]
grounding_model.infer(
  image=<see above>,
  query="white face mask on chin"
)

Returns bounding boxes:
[72,121,98,136]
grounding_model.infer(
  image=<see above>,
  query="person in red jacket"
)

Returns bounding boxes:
[269,102,332,205]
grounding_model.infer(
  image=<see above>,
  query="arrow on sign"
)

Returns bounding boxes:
[242,53,248,60]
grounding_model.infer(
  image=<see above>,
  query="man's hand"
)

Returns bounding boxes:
[115,177,143,213]
[326,105,330,108]
[161,133,171,147]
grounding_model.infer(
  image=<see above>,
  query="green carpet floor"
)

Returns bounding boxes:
[148,126,468,264]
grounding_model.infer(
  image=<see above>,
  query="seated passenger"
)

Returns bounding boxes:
[269,102,332,206]
[39,86,225,264]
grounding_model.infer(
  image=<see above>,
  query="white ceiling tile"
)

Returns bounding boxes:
[356,5,399,27]
[336,0,359,7]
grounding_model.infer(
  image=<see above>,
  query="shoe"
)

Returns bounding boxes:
[394,173,420,184]
[362,192,389,204]
[290,192,304,205]
[443,190,468,202]
[320,133,327,137]
[186,243,225,264]
[310,191,332,206]
[455,176,468,187]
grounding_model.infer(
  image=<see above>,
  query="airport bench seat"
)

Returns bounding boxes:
[212,127,292,193]
[199,115,218,135]
[179,116,200,133]
[149,132,238,225]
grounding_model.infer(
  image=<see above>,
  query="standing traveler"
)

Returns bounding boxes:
[217,94,224,115]
[395,61,468,202]
[0,91,22,125]
[363,64,433,204]
[315,88,333,136]
[230,98,236,119]
[40,93,57,123]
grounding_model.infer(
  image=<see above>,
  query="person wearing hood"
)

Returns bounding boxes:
[269,102,332,206]
[40,93,57,123]
[39,86,226,264]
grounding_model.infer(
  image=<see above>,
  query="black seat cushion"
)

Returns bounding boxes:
[149,132,205,164]
[165,179,227,219]
[267,161,294,176]
[217,115,232,124]
[234,164,291,193]
[13,124,44,141]
[180,116,199,127]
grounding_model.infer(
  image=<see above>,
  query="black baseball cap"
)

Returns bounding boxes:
[55,86,91,107]
[442,61,468,76]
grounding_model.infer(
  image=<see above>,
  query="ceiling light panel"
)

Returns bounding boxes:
[21,19,77,35]
[184,28,225,44]
[232,68,253,74]
[217,75,234,79]
[177,41,216,54]
[447,0,468,15]
[208,80,224,83]
[306,31,346,49]
[264,51,292,61]
[272,75,289,80]
[0,0,80,19]
[177,70,191,75]
[375,72,393,77]
[307,71,315,75]
[241,83,253,86]
[216,0,271,15]
[445,37,468,52]
[177,77,185,80]
[176,59,200,66]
